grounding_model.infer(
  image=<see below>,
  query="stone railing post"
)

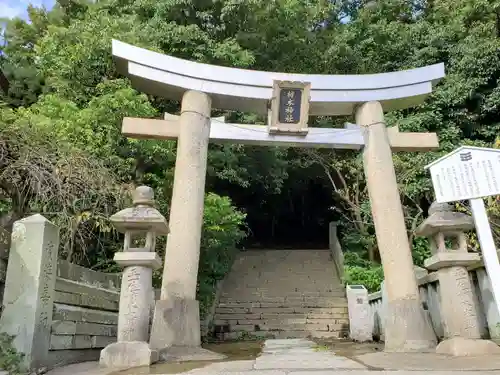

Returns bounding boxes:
[476,268,500,341]
[416,202,500,356]
[346,285,372,342]
[0,215,59,370]
[100,186,168,368]
[329,222,344,281]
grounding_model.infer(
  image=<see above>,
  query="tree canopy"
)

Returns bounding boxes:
[0,0,499,298]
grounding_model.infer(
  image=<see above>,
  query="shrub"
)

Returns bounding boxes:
[197,193,247,317]
[343,265,384,293]
[0,334,26,375]
[343,251,384,292]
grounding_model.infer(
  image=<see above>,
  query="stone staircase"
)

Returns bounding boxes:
[212,249,349,340]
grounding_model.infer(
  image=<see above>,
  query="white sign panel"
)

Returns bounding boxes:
[425,146,500,203]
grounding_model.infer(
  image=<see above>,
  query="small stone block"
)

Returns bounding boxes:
[114,252,162,269]
[51,320,77,335]
[424,252,480,271]
[100,341,158,368]
[74,335,92,349]
[92,335,116,348]
[436,337,500,356]
[49,335,73,350]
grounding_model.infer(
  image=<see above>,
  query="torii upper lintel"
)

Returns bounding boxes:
[112,40,445,116]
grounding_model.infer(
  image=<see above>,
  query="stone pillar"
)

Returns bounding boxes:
[355,101,436,352]
[150,90,225,361]
[116,266,154,343]
[160,90,211,300]
[0,215,58,370]
[100,186,167,368]
[417,202,500,356]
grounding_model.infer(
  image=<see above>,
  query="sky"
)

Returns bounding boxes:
[1,0,55,20]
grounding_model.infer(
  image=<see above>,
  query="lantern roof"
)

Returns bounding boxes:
[415,202,474,237]
[110,186,169,234]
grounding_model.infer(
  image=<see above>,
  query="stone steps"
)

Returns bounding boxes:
[214,318,349,328]
[212,249,349,340]
[220,291,346,297]
[218,297,348,306]
[228,323,347,333]
[224,330,346,340]
[217,317,348,324]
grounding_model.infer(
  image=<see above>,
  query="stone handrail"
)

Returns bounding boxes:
[329,222,344,281]
[201,279,226,337]
[367,259,500,343]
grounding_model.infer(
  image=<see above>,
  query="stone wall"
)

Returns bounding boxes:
[367,260,500,342]
[47,260,121,368]
[0,215,123,371]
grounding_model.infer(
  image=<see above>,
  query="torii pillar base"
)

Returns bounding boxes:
[150,298,227,362]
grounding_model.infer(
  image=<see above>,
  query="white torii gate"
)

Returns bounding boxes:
[111,40,445,357]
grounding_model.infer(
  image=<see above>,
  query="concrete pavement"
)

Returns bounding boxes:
[46,338,500,375]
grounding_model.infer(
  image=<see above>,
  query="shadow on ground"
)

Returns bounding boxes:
[113,341,264,375]
[312,339,384,357]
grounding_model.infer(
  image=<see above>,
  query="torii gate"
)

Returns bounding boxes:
[112,40,444,356]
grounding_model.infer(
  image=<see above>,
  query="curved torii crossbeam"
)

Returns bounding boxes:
[103,40,445,366]
[113,40,444,116]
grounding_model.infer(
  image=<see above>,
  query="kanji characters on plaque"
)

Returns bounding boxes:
[269,80,310,135]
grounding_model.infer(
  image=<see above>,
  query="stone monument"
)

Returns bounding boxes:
[0,215,58,370]
[416,201,500,356]
[100,186,167,368]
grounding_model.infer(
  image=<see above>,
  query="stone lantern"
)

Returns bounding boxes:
[100,186,169,368]
[416,201,500,356]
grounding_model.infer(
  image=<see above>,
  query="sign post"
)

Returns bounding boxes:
[425,146,500,314]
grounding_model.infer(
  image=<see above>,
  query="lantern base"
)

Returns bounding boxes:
[436,337,500,356]
[99,341,158,368]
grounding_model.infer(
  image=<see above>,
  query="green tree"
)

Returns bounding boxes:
[2,0,500,297]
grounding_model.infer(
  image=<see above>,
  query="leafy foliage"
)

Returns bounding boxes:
[198,193,247,316]
[0,104,125,262]
[342,252,384,293]
[0,333,26,375]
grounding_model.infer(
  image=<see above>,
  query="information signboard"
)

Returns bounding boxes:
[425,146,500,317]
[425,146,500,203]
